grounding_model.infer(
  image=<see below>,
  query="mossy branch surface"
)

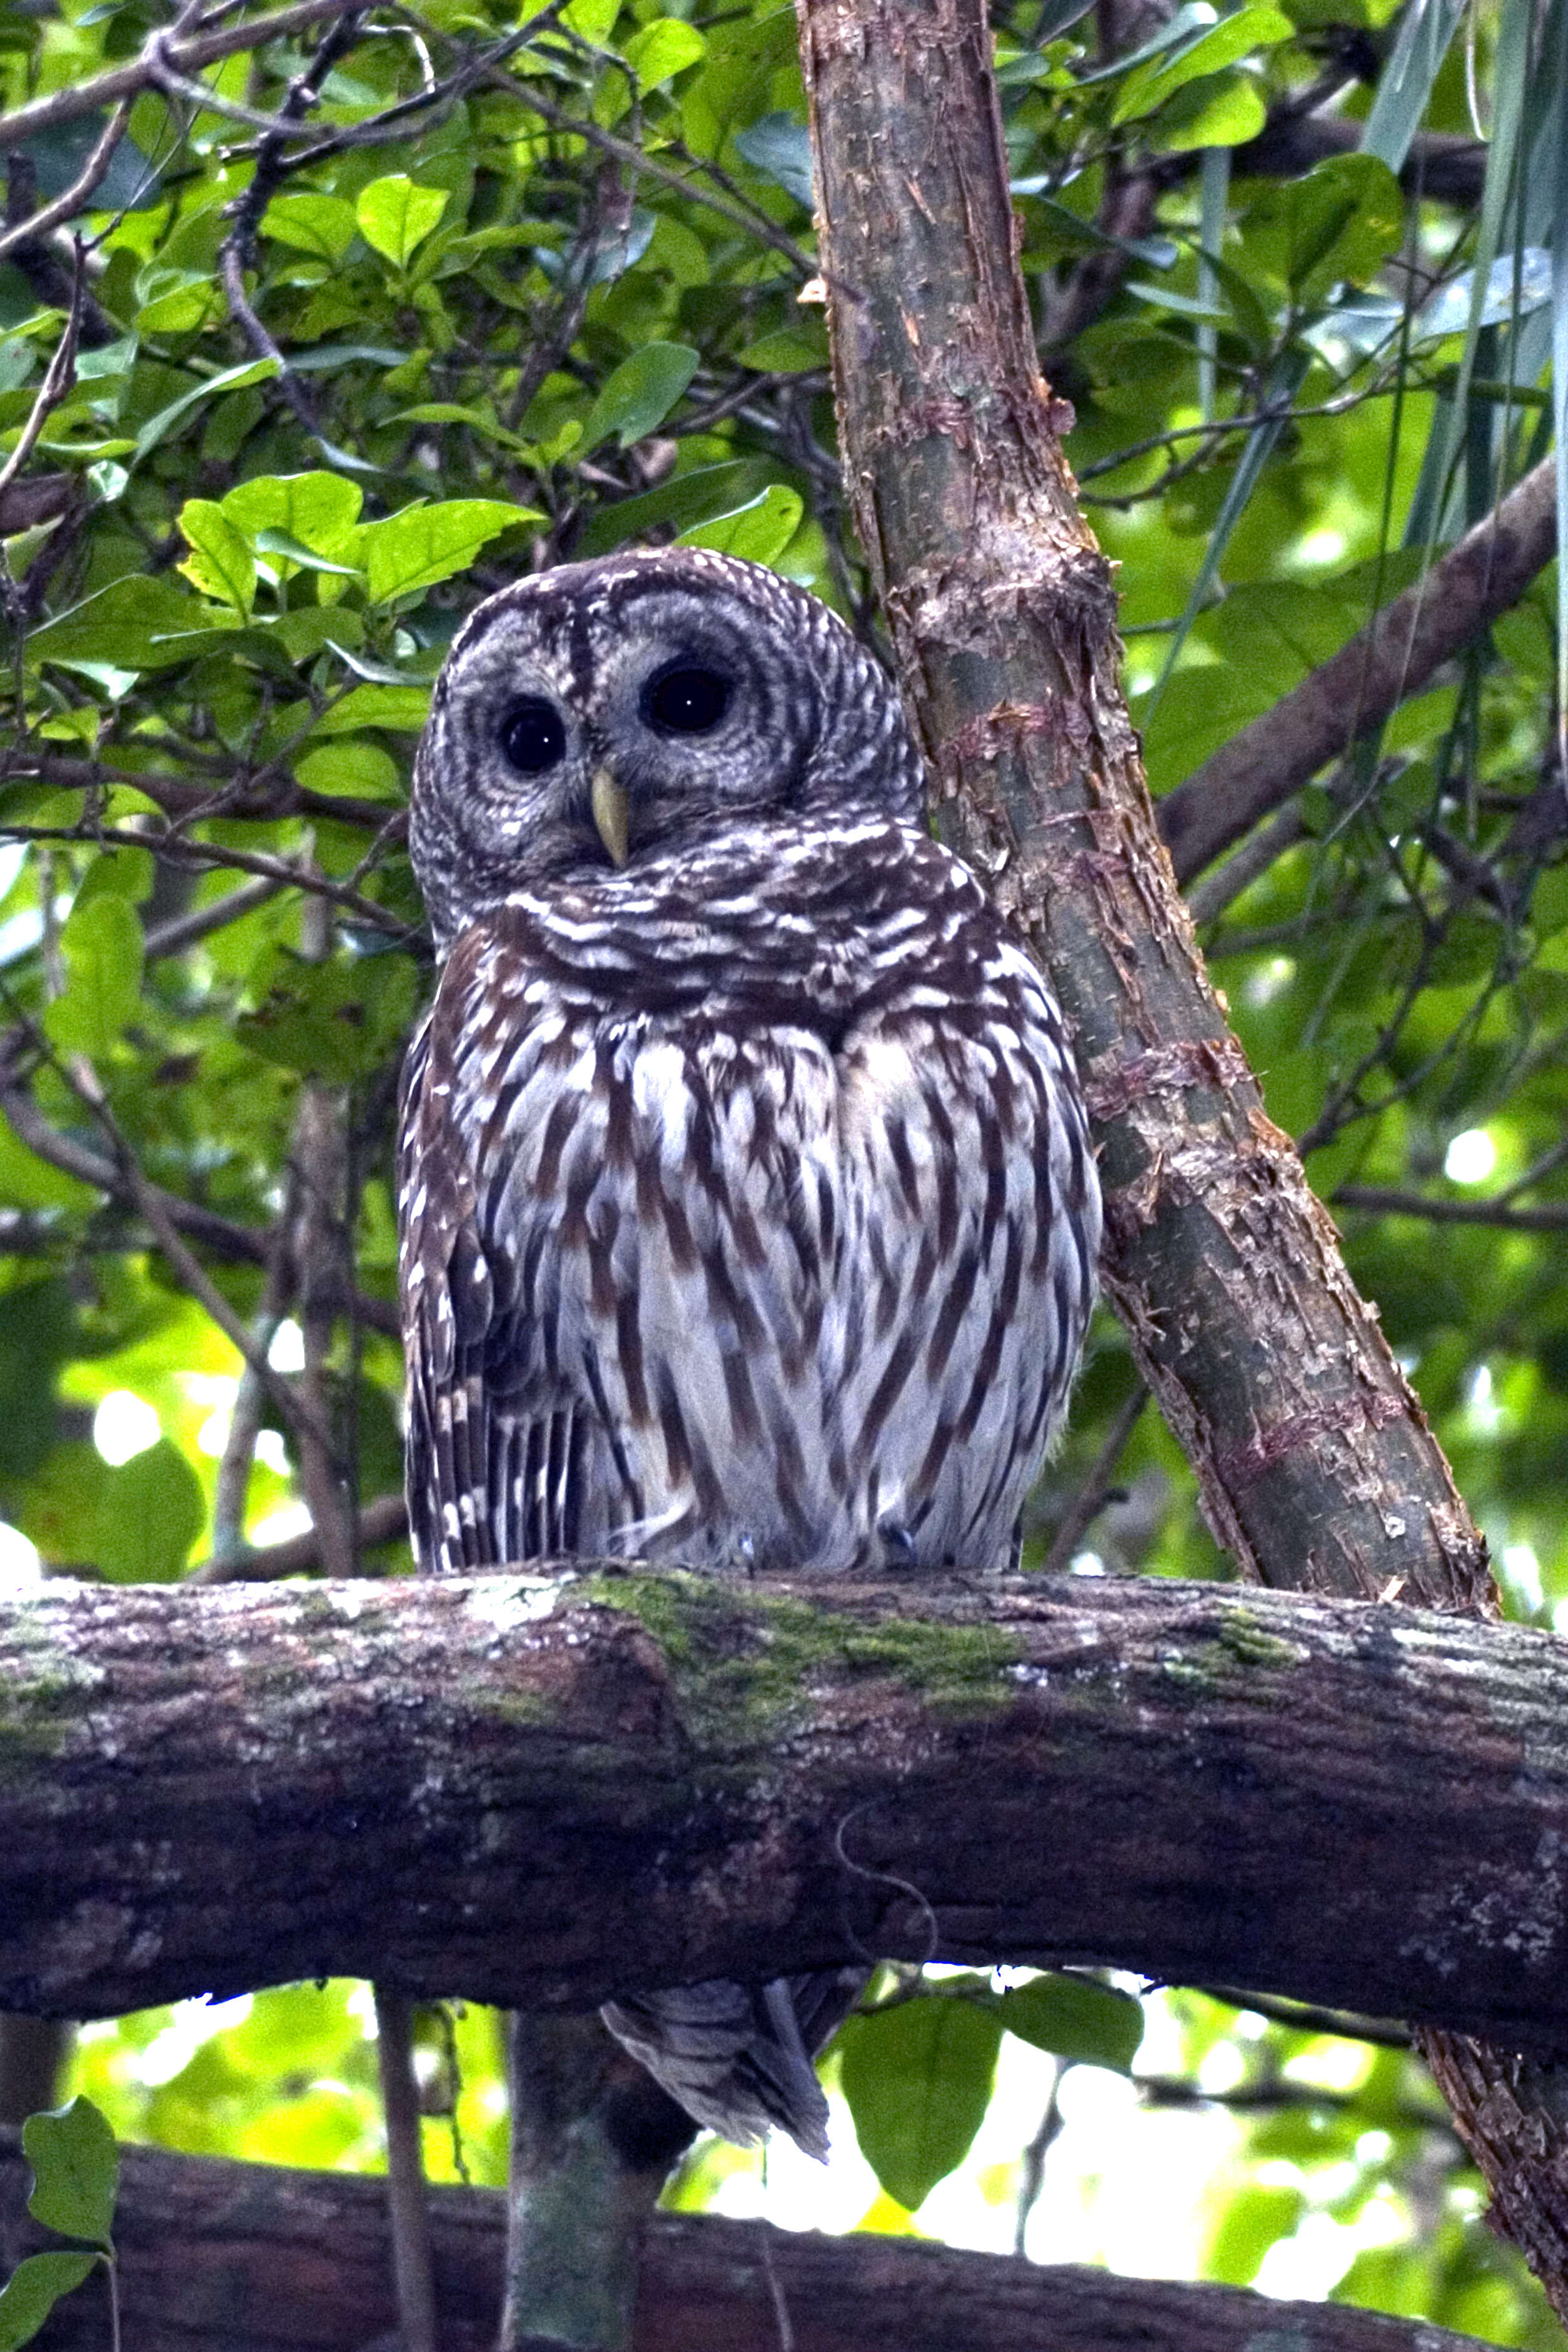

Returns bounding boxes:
[5,1569,1568,2039]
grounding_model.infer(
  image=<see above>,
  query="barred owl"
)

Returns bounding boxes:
[398,547,1100,2157]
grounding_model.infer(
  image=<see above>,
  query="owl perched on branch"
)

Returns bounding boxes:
[398,547,1100,2156]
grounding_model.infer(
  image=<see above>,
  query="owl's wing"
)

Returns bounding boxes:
[397,960,607,1573]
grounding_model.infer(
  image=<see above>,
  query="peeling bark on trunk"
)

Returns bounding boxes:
[0,2135,1501,2352]
[7,1572,1568,2045]
[793,0,1568,2318]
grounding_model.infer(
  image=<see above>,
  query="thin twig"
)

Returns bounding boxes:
[0,101,134,262]
[144,875,287,960]
[0,823,420,940]
[373,1989,439,2352]
[1333,1185,1568,1232]
[1036,1381,1149,1578]
[0,0,381,152]
[191,1489,407,1580]
[0,257,84,507]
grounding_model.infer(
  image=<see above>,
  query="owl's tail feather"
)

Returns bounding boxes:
[600,1967,867,2161]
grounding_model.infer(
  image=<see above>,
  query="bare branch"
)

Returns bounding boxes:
[1160,457,1559,885]
[0,101,132,263]
[0,2134,1501,2352]
[1334,1185,1568,1232]
[190,1489,408,1580]
[0,0,385,152]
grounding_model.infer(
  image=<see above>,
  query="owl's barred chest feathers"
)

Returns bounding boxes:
[403,812,1096,1581]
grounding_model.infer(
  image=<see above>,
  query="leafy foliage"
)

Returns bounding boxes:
[0,0,1563,2330]
[0,2098,118,2348]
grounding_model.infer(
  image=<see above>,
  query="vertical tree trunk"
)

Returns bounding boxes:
[794,0,1568,2316]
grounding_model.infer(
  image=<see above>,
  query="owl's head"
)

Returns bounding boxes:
[408,547,928,954]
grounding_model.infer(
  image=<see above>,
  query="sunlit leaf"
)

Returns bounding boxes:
[222,472,364,557]
[356,499,537,603]
[677,484,802,564]
[355,176,450,267]
[262,191,359,262]
[177,499,257,614]
[1112,4,1289,122]
[42,896,143,1061]
[838,1995,1002,2213]
[625,16,705,86]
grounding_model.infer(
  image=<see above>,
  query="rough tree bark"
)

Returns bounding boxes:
[0,2136,1501,2352]
[6,1570,1568,2042]
[794,0,1568,2319]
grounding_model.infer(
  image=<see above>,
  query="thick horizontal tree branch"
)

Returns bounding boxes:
[1159,455,1559,884]
[0,2135,1497,2352]
[6,1569,1568,2042]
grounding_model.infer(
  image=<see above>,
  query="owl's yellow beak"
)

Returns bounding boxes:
[590,768,630,868]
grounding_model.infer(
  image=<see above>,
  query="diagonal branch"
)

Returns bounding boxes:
[1159,455,1559,885]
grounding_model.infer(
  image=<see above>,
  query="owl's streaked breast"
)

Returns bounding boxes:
[400,816,1098,1578]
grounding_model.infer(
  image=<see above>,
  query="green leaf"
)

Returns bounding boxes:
[996,1974,1144,2072]
[23,2097,119,2245]
[0,1279,74,1479]
[1112,3,1288,120]
[293,741,404,801]
[838,1994,1002,2213]
[0,2251,99,2350]
[677,484,802,565]
[42,896,144,1061]
[356,499,537,604]
[1242,155,1404,299]
[355,175,450,267]
[1205,2181,1306,2286]
[625,17,706,86]
[311,684,433,735]
[134,358,280,462]
[240,949,418,1082]
[562,0,619,37]
[96,1439,206,1584]
[222,472,364,559]
[261,190,359,262]
[31,577,238,675]
[735,330,826,373]
[582,342,700,451]
[177,499,257,614]
[1148,71,1266,152]
[576,460,776,556]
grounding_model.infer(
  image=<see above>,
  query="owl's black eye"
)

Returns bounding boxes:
[642,663,732,737]
[499,697,566,774]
